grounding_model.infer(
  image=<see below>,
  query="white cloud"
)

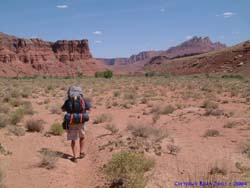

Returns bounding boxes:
[186,36,193,40]
[94,40,102,44]
[56,5,68,9]
[223,12,236,18]
[93,31,103,35]
[160,8,165,12]
[217,12,236,18]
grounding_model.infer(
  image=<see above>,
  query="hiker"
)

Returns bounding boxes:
[61,86,91,163]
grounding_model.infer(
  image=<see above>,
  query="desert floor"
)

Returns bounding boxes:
[0,74,250,188]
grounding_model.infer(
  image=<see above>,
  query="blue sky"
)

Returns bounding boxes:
[0,0,249,58]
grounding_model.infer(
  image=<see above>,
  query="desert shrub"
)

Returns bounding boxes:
[50,105,62,114]
[209,166,227,176]
[0,104,10,113]
[0,114,8,128]
[50,122,64,136]
[0,167,3,188]
[76,71,84,78]
[9,99,21,107]
[21,101,34,115]
[0,144,12,156]
[93,113,112,124]
[43,99,50,104]
[21,90,29,98]
[145,71,156,77]
[104,124,119,134]
[10,108,25,125]
[240,140,250,158]
[113,91,121,97]
[104,151,154,188]
[39,148,61,169]
[167,144,180,155]
[95,70,113,79]
[124,92,135,100]
[202,100,218,110]
[127,123,167,142]
[10,89,20,98]
[203,129,220,137]
[26,118,44,132]
[222,74,243,79]
[205,109,224,116]
[8,126,26,136]
[223,122,237,129]
[152,113,160,124]
[161,105,175,115]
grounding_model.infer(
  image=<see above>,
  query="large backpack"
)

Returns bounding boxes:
[66,86,85,113]
[62,86,89,130]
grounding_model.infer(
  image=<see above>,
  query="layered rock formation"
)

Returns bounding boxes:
[98,36,226,74]
[146,40,250,75]
[0,32,105,76]
[162,36,226,58]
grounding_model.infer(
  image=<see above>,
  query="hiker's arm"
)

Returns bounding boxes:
[84,99,92,111]
[61,101,67,112]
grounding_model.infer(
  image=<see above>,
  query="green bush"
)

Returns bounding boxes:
[0,114,9,128]
[104,151,154,188]
[145,71,156,77]
[10,108,25,125]
[95,70,113,78]
[50,122,64,136]
[222,74,243,79]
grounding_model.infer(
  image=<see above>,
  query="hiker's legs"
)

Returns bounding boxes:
[79,137,85,154]
[71,140,76,158]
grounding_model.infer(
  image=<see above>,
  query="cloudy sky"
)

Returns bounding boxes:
[0,0,249,58]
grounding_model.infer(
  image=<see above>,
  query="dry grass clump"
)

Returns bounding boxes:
[0,114,9,129]
[104,151,154,188]
[240,140,250,158]
[209,166,227,176]
[7,126,26,136]
[26,118,45,133]
[10,108,25,125]
[127,123,167,142]
[0,167,4,188]
[223,121,237,129]
[104,124,119,135]
[167,144,181,156]
[39,148,61,170]
[21,101,34,115]
[93,113,112,124]
[50,122,64,136]
[50,105,62,114]
[0,144,12,156]
[161,105,175,115]
[202,100,218,110]
[203,129,220,137]
[0,104,10,114]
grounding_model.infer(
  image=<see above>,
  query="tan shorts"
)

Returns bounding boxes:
[67,124,86,141]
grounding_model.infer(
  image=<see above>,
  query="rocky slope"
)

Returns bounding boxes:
[0,32,106,76]
[161,36,226,58]
[146,40,250,75]
[98,36,226,73]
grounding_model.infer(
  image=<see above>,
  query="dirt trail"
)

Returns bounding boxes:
[0,98,106,188]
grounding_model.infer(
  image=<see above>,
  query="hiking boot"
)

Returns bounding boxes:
[71,157,77,163]
[79,152,86,159]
